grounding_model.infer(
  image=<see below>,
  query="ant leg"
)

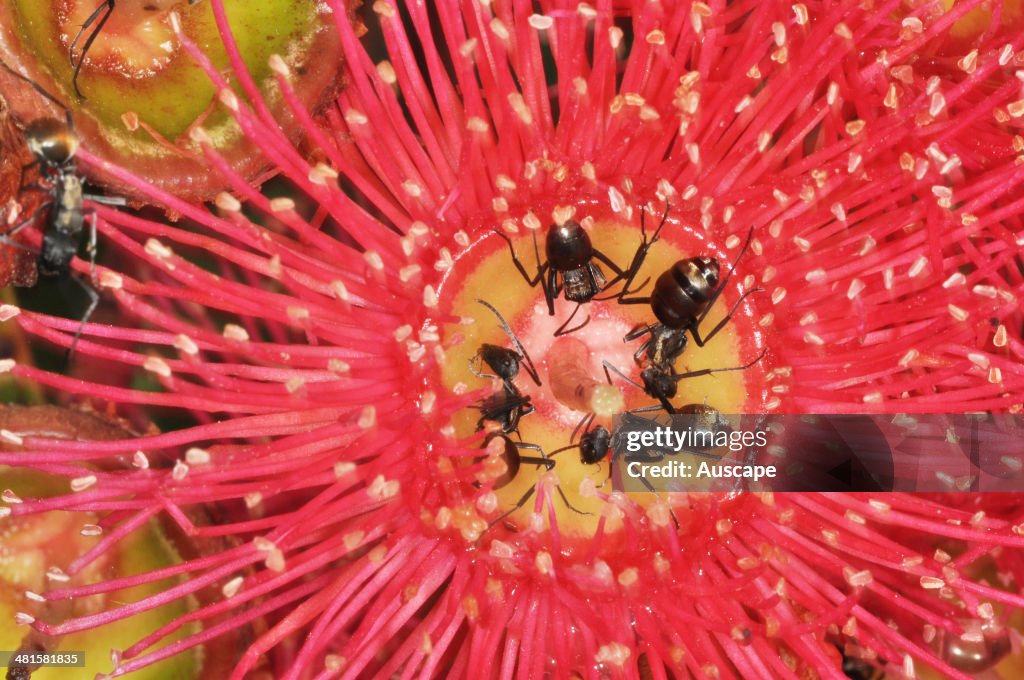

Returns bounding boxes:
[624,324,655,343]
[605,360,677,414]
[529,228,557,315]
[467,359,498,381]
[65,274,100,366]
[0,202,51,239]
[638,476,680,529]
[628,404,667,414]
[493,229,543,287]
[591,249,626,278]
[513,439,550,461]
[485,482,587,532]
[486,485,536,529]
[601,204,669,296]
[516,455,555,469]
[554,486,589,515]
[86,210,98,284]
[616,292,653,306]
[573,412,595,444]
[69,0,116,99]
[543,265,559,316]
[515,445,590,515]
[691,287,763,347]
[670,347,768,384]
[692,226,755,331]
[476,299,541,386]
[622,327,656,364]
[592,248,654,301]
[602,360,646,392]
[0,62,73,127]
[554,303,591,336]
[548,441,579,458]
[610,450,680,528]
[82,193,128,207]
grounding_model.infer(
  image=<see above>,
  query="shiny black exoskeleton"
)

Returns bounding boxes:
[472,299,540,435]
[620,229,760,365]
[578,422,612,465]
[0,61,125,359]
[480,432,553,491]
[496,219,627,335]
[68,1,203,99]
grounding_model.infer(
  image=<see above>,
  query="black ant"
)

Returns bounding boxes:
[495,219,630,336]
[549,410,685,528]
[617,226,762,366]
[600,225,767,411]
[0,60,125,358]
[602,352,765,415]
[68,1,203,99]
[551,404,734,528]
[471,299,540,435]
[479,432,586,529]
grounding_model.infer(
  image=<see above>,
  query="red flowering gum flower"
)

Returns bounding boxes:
[2,1,1024,679]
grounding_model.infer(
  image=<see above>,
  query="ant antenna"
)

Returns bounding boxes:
[68,1,116,100]
[693,226,755,330]
[62,276,100,369]
[669,347,768,384]
[0,58,73,127]
[476,298,541,386]
[549,412,595,458]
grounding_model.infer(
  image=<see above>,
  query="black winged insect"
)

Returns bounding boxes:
[0,60,126,358]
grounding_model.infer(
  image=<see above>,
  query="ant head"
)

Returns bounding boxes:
[580,425,610,464]
[25,118,79,166]
[478,344,520,381]
[641,366,677,400]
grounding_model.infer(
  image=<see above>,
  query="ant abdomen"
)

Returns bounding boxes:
[479,433,521,490]
[651,256,720,329]
[546,221,592,271]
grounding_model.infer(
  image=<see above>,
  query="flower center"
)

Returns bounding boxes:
[434,207,770,547]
